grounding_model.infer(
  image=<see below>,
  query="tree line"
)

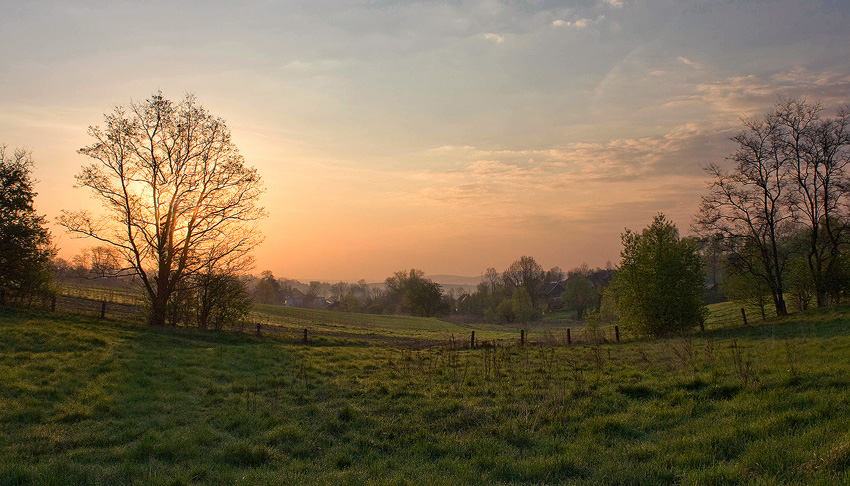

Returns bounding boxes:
[2,93,847,339]
[250,269,452,317]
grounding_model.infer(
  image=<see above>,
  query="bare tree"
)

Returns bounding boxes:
[59,92,265,326]
[567,263,593,279]
[483,267,500,294]
[330,281,349,302]
[502,256,545,304]
[696,109,793,316]
[545,266,565,283]
[776,98,850,306]
[85,246,123,278]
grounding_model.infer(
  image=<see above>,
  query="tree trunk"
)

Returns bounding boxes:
[816,289,828,308]
[149,294,168,326]
[774,293,788,317]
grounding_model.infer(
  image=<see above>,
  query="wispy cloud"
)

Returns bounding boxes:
[673,68,850,121]
[677,56,701,69]
[410,123,730,212]
[483,33,504,43]
[553,16,605,28]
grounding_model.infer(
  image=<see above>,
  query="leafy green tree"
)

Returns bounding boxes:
[562,276,598,319]
[599,285,619,323]
[0,146,54,301]
[497,298,514,323]
[253,270,281,305]
[386,269,445,317]
[612,214,706,337]
[511,285,537,323]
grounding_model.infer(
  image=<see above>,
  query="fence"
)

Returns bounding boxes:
[52,294,147,322]
[5,286,653,350]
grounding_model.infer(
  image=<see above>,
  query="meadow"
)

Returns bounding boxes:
[1,303,849,485]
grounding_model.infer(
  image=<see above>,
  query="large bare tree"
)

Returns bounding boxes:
[60,92,265,326]
[775,99,850,306]
[696,110,793,316]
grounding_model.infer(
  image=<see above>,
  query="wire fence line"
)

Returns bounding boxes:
[8,292,617,349]
[5,284,754,349]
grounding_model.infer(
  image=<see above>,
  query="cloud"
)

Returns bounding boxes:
[602,0,624,7]
[553,16,605,28]
[677,56,701,69]
[673,68,850,122]
[483,33,504,43]
[408,123,731,213]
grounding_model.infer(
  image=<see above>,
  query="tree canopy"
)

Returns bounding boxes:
[562,276,597,320]
[386,269,445,317]
[612,214,706,337]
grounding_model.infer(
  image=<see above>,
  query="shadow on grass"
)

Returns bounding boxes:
[706,305,850,342]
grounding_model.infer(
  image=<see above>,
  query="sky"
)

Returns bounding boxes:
[2,0,850,282]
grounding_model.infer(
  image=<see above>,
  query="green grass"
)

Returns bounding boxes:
[57,282,144,306]
[2,305,850,484]
[251,303,526,344]
[252,303,467,333]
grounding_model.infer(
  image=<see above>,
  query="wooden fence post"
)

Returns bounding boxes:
[303,328,308,344]
[100,301,106,319]
[51,296,56,312]
[256,323,261,336]
[615,325,620,343]
[741,308,748,326]
[520,329,525,346]
[1,288,5,306]
[470,331,475,348]
[567,328,571,345]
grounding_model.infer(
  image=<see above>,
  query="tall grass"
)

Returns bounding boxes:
[2,305,850,484]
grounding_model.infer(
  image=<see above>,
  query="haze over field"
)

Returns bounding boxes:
[2,0,849,281]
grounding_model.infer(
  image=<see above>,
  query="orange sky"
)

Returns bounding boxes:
[3,1,849,282]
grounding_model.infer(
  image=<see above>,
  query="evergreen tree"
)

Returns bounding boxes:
[0,146,54,300]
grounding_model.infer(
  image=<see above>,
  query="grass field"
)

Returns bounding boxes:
[57,282,145,307]
[249,304,582,346]
[2,304,850,485]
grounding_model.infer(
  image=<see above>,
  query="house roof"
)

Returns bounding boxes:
[539,281,565,296]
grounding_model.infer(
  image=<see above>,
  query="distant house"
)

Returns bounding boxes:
[539,281,566,308]
[455,293,470,312]
[284,288,306,307]
[285,288,331,309]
